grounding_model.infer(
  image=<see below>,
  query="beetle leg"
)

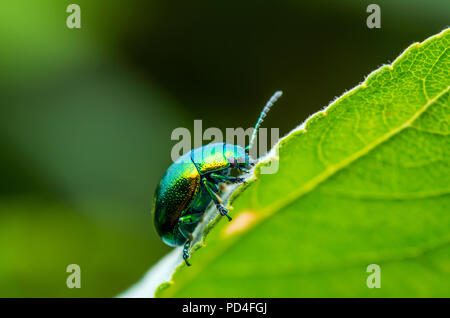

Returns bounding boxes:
[210,173,246,184]
[177,216,201,266]
[202,178,232,221]
[183,240,192,266]
[216,204,232,221]
[178,212,203,225]
[178,225,194,266]
[202,178,222,203]
[238,167,251,174]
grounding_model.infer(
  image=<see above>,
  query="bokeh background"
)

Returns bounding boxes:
[0,0,448,297]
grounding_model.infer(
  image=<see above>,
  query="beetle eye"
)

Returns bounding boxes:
[228,156,237,168]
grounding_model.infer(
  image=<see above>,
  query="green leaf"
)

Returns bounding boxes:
[150,29,450,297]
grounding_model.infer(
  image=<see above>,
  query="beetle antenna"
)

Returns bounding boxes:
[246,90,283,153]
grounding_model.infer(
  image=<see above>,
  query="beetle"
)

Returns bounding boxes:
[153,91,282,266]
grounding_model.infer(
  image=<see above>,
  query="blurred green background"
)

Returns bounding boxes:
[0,0,448,297]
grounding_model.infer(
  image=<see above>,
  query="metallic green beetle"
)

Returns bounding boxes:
[153,91,282,266]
